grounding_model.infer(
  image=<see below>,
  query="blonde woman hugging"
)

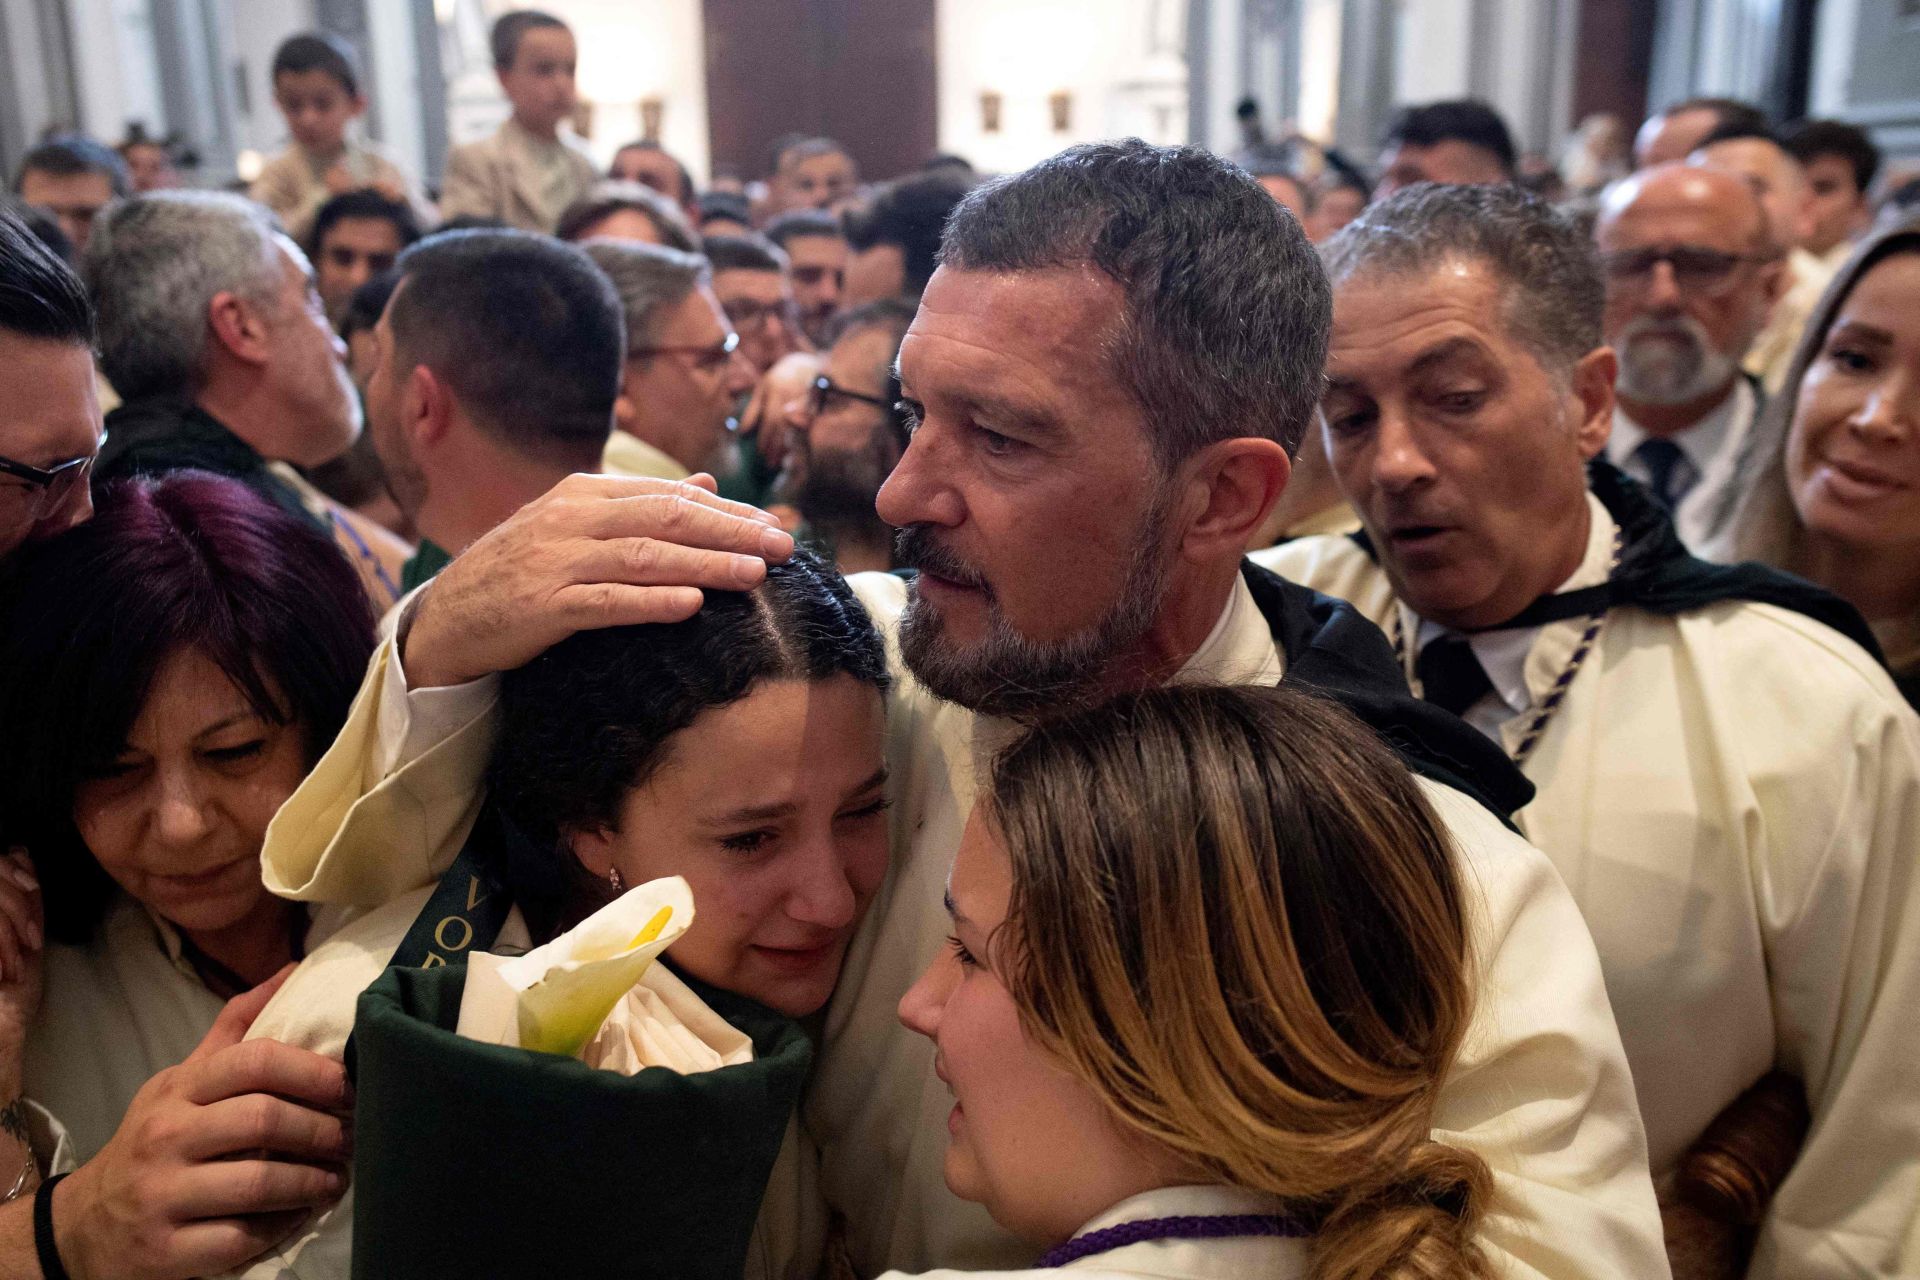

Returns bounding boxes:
[886,683,1491,1280]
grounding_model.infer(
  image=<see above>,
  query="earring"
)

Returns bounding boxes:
[608,866,625,894]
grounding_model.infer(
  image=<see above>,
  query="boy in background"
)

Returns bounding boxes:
[439,10,596,232]
[251,33,434,241]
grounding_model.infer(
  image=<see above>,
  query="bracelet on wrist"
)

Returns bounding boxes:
[33,1171,72,1280]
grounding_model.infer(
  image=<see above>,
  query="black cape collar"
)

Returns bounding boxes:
[1239,561,1536,826]
[1348,460,1884,662]
[892,565,1536,826]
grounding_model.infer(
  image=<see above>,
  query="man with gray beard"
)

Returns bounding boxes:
[1594,164,1785,553]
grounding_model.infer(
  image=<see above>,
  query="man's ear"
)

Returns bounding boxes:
[1571,346,1618,461]
[405,364,458,451]
[206,291,274,368]
[613,390,639,433]
[1175,437,1292,563]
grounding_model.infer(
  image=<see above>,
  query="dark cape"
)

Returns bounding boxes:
[888,566,1540,827]
[1239,561,1537,826]
[1349,459,1884,662]
[97,395,325,533]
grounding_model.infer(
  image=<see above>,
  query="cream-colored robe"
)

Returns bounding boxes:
[256,571,1669,1279]
[1257,498,1920,1280]
[24,897,227,1161]
[879,1185,1312,1279]
[1744,247,1837,396]
[248,139,436,244]
[600,431,691,482]
[438,119,597,234]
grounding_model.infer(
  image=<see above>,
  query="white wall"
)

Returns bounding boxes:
[224,0,316,170]
[362,0,427,180]
[66,0,166,142]
[937,0,1188,175]
[1392,0,1473,103]
[0,0,67,149]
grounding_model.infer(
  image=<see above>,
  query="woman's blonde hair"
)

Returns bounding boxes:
[984,683,1491,1280]
[1727,219,1920,669]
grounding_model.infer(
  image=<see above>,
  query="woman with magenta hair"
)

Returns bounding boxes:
[0,470,375,1159]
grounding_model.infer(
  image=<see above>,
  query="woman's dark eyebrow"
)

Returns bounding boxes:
[1828,318,1894,347]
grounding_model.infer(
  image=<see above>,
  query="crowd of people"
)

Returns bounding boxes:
[0,6,1915,1279]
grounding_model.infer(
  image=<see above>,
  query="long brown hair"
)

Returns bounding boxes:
[1727,219,1920,668]
[984,683,1491,1280]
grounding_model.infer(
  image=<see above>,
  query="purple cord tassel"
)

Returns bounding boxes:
[1036,1212,1312,1269]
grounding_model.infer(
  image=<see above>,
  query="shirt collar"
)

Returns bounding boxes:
[1606,375,1752,478]
[1412,491,1616,717]
[1178,575,1286,687]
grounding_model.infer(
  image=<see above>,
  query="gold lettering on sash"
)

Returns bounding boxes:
[434,914,474,953]
[422,951,446,968]
[466,875,486,911]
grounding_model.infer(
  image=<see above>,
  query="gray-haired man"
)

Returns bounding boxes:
[86,191,405,606]
[1261,181,1920,1280]
[260,142,1671,1278]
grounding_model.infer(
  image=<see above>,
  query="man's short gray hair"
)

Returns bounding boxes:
[582,239,710,351]
[939,139,1329,465]
[84,191,283,400]
[1320,182,1604,375]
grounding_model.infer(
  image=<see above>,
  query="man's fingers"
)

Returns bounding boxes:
[182,1038,351,1112]
[163,1211,313,1278]
[549,473,770,522]
[549,583,707,632]
[576,492,795,561]
[0,918,19,985]
[574,538,774,593]
[180,1094,352,1164]
[170,1158,344,1221]
[187,966,298,1063]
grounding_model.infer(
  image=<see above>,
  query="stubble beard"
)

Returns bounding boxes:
[895,494,1178,722]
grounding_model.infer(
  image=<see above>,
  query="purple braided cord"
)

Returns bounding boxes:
[1037,1212,1311,1268]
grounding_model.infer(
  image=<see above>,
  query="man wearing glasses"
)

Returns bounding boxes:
[1595,164,1785,554]
[601,247,759,483]
[780,299,914,575]
[703,234,805,377]
[0,210,101,560]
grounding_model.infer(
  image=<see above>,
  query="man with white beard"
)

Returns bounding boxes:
[1594,165,1785,555]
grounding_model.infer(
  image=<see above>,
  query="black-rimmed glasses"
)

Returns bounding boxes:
[631,331,741,370]
[808,374,893,418]
[1598,245,1779,298]
[0,432,104,522]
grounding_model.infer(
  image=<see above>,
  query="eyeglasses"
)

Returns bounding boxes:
[1599,245,1778,298]
[808,374,893,418]
[631,330,741,370]
[0,432,105,523]
[722,299,799,336]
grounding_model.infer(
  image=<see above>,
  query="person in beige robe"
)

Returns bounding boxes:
[1266,179,1920,1280]
[255,142,1671,1279]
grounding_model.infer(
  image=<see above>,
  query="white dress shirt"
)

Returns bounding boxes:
[1607,377,1757,555]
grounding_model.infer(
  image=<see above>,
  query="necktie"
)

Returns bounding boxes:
[1415,634,1493,717]
[1632,437,1694,513]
